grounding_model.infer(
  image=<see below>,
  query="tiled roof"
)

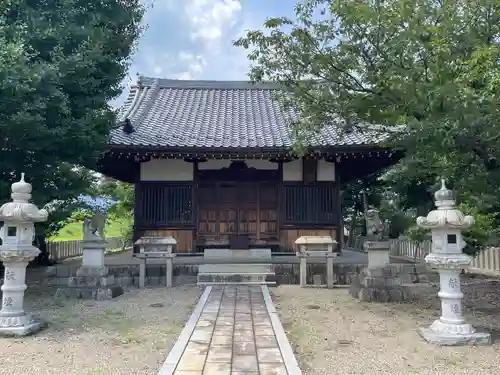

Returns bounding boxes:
[111,77,388,149]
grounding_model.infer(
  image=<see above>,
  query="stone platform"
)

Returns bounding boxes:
[349,263,432,302]
[418,326,491,346]
[197,249,276,286]
[0,314,47,337]
[158,285,302,375]
[55,266,124,300]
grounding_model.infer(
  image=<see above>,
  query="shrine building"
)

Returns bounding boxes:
[97,77,403,254]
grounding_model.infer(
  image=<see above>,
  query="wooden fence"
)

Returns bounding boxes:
[390,237,432,261]
[353,236,431,261]
[470,247,500,272]
[353,236,500,272]
[47,237,126,262]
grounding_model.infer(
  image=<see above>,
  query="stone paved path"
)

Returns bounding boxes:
[158,285,302,375]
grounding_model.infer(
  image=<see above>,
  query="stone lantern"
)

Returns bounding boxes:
[0,173,48,336]
[416,179,491,345]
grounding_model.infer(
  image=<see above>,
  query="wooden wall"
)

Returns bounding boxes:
[133,158,342,253]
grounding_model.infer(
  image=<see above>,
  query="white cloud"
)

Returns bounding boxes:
[125,1,251,87]
[176,51,207,79]
[157,0,245,80]
[187,0,242,47]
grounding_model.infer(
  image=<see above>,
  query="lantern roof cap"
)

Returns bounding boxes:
[434,179,455,208]
[0,173,48,222]
[416,179,473,230]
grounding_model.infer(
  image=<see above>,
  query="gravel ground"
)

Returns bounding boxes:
[0,270,202,375]
[272,273,500,375]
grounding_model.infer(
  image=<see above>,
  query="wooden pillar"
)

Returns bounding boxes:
[132,162,142,254]
[192,160,199,253]
[334,166,343,251]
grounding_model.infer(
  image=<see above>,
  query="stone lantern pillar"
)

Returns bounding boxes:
[0,173,48,337]
[417,180,491,345]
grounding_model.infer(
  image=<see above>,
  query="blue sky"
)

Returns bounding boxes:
[114,0,297,105]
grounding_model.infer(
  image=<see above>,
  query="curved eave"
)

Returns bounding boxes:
[338,149,405,183]
[104,143,401,159]
[97,143,404,184]
[96,152,139,183]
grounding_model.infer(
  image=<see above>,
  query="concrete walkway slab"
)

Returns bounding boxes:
[158,285,302,375]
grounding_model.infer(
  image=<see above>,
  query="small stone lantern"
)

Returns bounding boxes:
[416,180,491,345]
[0,173,48,336]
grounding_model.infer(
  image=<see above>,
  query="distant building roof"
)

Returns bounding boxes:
[111,77,389,150]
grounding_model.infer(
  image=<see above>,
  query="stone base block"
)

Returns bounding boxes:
[76,266,109,277]
[55,285,124,300]
[349,264,433,302]
[418,327,491,346]
[68,275,115,288]
[349,283,407,302]
[0,314,47,337]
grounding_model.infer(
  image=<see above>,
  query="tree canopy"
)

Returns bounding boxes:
[235,0,500,171]
[0,0,144,261]
[235,0,500,250]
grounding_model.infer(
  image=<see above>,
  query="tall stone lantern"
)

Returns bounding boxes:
[0,173,48,336]
[416,180,491,345]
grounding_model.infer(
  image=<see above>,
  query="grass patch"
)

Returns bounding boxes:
[49,217,129,241]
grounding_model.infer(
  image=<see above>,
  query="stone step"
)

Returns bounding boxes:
[203,248,272,261]
[197,272,276,286]
[199,281,277,285]
[198,264,273,274]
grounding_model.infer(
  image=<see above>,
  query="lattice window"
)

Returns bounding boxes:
[283,184,338,225]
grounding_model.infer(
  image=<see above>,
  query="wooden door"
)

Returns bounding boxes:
[197,181,278,246]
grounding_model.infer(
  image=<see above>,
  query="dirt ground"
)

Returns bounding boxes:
[272,273,500,375]
[0,270,202,375]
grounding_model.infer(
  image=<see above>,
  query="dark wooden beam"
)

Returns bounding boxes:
[193,161,199,253]
[334,166,343,249]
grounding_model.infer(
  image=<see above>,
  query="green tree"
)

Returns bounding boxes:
[0,0,144,264]
[341,173,384,244]
[235,0,500,182]
[235,0,500,250]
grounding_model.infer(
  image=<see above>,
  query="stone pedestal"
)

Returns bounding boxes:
[0,254,47,337]
[366,241,391,268]
[137,253,177,288]
[295,236,338,288]
[0,173,49,337]
[418,253,491,345]
[135,236,178,288]
[297,253,337,288]
[165,254,175,287]
[57,239,123,300]
[349,240,429,302]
